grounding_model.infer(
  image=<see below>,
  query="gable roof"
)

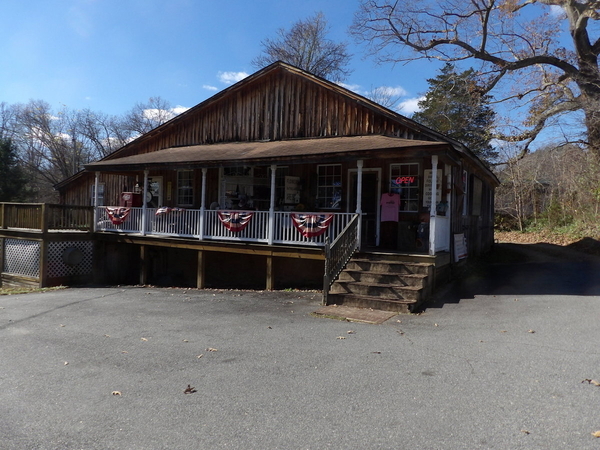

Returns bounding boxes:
[58,61,498,189]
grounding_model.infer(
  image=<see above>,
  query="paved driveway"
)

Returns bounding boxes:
[2,243,600,449]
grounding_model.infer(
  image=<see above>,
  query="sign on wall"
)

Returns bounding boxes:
[423,169,442,208]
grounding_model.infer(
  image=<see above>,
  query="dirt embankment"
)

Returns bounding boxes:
[495,231,600,257]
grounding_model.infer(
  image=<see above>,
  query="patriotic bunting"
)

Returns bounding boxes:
[217,211,254,232]
[290,213,333,238]
[105,207,131,225]
[155,206,185,216]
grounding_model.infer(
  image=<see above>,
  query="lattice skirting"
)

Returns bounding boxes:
[3,239,41,278]
[47,241,93,278]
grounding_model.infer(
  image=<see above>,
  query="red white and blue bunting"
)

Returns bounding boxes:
[155,206,185,216]
[105,207,130,225]
[217,211,254,232]
[290,213,333,238]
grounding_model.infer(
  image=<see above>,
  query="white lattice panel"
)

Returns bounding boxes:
[47,241,94,278]
[4,239,40,278]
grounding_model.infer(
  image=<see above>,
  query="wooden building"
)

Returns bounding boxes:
[4,62,498,312]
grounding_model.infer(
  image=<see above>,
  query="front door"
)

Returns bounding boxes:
[349,169,380,247]
[146,176,163,208]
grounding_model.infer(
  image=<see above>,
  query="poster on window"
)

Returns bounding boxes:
[422,169,442,208]
[284,176,301,204]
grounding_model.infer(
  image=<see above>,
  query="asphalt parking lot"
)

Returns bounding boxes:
[2,243,600,449]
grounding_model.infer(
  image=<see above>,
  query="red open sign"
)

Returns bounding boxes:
[395,176,415,185]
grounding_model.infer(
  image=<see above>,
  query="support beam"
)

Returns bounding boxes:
[268,164,276,245]
[139,245,148,285]
[429,156,438,256]
[199,168,207,240]
[197,250,205,288]
[93,172,100,232]
[141,170,149,236]
[266,255,274,290]
[356,159,363,250]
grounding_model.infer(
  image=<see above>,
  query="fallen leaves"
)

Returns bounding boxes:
[206,347,218,352]
[582,379,600,386]
[336,336,346,340]
[592,430,600,438]
[184,384,197,394]
[112,391,122,396]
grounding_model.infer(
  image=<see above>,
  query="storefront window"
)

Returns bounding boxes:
[316,164,342,209]
[177,170,194,206]
[390,163,419,212]
[90,183,105,206]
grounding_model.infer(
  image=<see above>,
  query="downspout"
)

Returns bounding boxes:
[429,156,438,256]
[199,168,207,240]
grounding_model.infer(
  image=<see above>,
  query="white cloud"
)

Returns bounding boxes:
[397,96,425,116]
[549,5,564,16]
[218,71,249,84]
[338,82,361,92]
[142,105,189,122]
[376,86,408,98]
[171,105,190,116]
[203,84,218,91]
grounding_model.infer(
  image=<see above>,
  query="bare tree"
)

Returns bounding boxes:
[351,1,600,158]
[77,109,131,159]
[123,96,178,136]
[253,12,352,82]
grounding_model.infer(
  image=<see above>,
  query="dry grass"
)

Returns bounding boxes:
[0,286,66,295]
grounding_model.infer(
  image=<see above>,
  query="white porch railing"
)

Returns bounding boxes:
[96,207,356,247]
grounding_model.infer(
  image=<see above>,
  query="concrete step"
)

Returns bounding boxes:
[330,281,422,301]
[338,270,427,288]
[327,293,416,314]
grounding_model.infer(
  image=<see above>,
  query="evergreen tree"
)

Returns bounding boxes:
[0,138,28,201]
[413,63,497,164]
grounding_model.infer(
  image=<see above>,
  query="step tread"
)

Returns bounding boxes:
[334,281,422,290]
[351,258,433,267]
[328,293,417,305]
[342,269,427,278]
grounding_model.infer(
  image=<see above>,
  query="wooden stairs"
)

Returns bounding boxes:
[326,252,435,313]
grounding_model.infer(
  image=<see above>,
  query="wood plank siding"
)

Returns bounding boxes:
[103,66,430,161]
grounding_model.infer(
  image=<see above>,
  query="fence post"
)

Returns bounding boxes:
[0,203,4,229]
[40,204,49,233]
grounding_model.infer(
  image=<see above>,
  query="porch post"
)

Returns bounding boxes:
[141,169,149,236]
[429,155,438,256]
[268,164,276,245]
[199,168,207,240]
[93,171,100,232]
[356,159,363,250]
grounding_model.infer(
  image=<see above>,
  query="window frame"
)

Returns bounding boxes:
[389,163,420,212]
[316,164,342,210]
[90,183,105,206]
[176,170,194,207]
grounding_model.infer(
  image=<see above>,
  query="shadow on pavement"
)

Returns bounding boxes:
[427,240,600,308]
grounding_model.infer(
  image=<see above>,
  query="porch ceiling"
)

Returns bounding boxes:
[84,135,449,172]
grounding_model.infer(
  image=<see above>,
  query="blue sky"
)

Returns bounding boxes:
[0,0,440,118]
